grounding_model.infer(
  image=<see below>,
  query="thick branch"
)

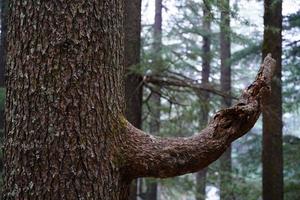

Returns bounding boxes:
[121,54,275,179]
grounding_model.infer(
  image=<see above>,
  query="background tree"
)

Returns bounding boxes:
[124,0,143,199]
[262,0,283,199]
[145,0,163,199]
[195,1,212,199]
[219,0,233,199]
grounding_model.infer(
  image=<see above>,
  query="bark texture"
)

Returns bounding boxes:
[124,1,143,199]
[0,0,7,86]
[219,0,232,199]
[262,0,283,199]
[196,1,212,199]
[3,0,276,199]
[0,0,6,174]
[3,1,128,199]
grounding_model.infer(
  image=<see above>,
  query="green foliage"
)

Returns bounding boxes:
[285,11,300,30]
[283,135,300,200]
[283,10,300,112]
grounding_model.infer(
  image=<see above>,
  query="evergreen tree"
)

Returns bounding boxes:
[262,0,283,199]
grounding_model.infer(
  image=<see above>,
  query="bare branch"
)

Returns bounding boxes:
[144,74,236,99]
[120,54,276,179]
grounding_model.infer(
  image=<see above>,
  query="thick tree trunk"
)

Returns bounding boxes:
[262,0,283,199]
[196,1,211,199]
[219,0,232,199]
[124,1,143,200]
[3,1,130,199]
[3,0,276,199]
[0,0,7,86]
[145,1,162,199]
[0,0,7,174]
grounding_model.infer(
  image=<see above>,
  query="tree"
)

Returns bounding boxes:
[0,0,6,87]
[124,0,143,199]
[219,0,232,199]
[262,0,283,199]
[145,0,163,200]
[3,1,276,199]
[196,1,212,199]
[0,0,7,177]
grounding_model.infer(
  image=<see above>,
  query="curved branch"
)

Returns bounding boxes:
[121,54,276,179]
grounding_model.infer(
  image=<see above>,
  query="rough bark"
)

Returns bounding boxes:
[3,1,129,199]
[196,1,212,199]
[124,1,143,199]
[0,0,7,174]
[145,0,162,199]
[262,0,283,199]
[219,0,232,199]
[0,0,7,86]
[3,0,276,199]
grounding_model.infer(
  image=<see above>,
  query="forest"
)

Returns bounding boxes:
[0,0,299,200]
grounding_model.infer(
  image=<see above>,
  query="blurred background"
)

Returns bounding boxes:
[125,0,300,199]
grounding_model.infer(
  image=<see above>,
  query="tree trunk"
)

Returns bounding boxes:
[262,0,283,199]
[0,0,7,86]
[3,1,276,199]
[145,0,162,199]
[219,0,232,199]
[124,1,143,200]
[196,1,211,199]
[0,0,7,174]
[3,1,130,199]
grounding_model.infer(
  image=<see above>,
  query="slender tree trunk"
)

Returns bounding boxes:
[124,1,143,200]
[145,1,162,199]
[196,1,211,199]
[219,0,232,199]
[262,0,283,199]
[2,0,277,199]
